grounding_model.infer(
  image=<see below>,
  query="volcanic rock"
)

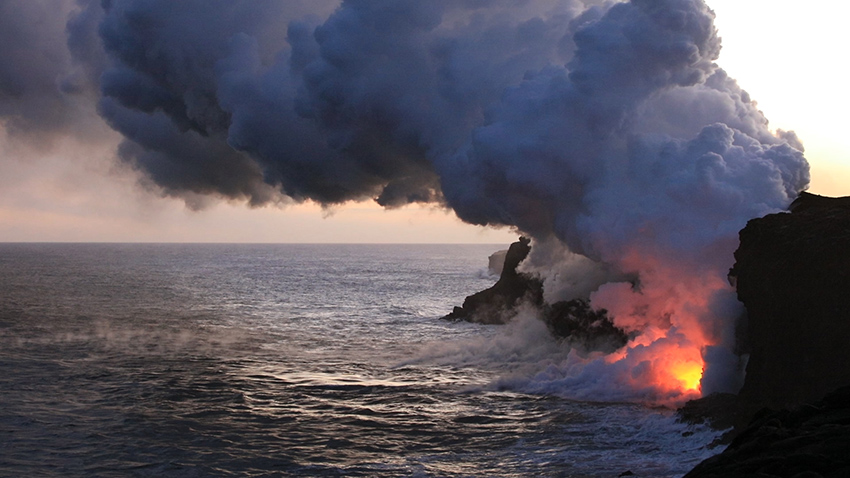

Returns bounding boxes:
[677,392,754,436]
[729,192,850,408]
[442,237,544,324]
[444,238,628,353]
[681,192,850,476]
[544,299,628,354]
[683,386,850,478]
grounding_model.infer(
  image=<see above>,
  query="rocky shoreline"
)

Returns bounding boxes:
[441,237,628,353]
[682,386,850,477]
[444,192,850,477]
[679,192,850,477]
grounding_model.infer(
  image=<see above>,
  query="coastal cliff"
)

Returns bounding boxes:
[683,192,850,477]
[730,192,850,408]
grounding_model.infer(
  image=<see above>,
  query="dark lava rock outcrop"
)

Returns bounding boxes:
[544,299,629,354]
[442,237,544,325]
[683,386,850,478]
[729,192,850,408]
[443,237,628,352]
[682,192,850,477]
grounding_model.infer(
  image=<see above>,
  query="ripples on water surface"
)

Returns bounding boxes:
[0,244,721,477]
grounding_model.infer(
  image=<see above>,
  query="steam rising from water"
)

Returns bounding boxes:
[0,0,809,403]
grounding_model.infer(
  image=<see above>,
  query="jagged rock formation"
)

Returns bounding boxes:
[683,386,850,478]
[443,237,628,352]
[730,192,850,408]
[544,299,629,354]
[442,237,544,324]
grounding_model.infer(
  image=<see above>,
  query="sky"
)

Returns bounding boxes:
[708,0,850,197]
[0,0,846,243]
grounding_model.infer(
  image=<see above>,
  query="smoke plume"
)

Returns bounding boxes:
[0,0,809,403]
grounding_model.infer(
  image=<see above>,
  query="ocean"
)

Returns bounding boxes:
[0,243,721,477]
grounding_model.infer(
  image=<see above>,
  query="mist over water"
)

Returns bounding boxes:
[0,244,721,477]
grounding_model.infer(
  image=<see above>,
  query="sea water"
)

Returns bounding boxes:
[0,243,721,477]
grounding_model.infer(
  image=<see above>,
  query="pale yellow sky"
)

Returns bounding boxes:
[707,0,850,198]
[0,1,846,243]
[0,128,517,243]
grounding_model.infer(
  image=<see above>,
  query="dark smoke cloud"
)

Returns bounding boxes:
[55,0,620,205]
[0,0,808,215]
[0,0,811,399]
[0,0,97,140]
[217,0,604,206]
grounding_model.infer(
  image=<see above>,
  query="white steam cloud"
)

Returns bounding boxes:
[0,0,809,404]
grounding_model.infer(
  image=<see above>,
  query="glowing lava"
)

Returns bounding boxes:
[585,249,735,405]
[670,359,703,392]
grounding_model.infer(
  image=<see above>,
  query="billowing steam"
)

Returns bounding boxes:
[0,0,809,404]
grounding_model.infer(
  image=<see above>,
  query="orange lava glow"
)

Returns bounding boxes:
[616,337,705,404]
[588,247,733,406]
[670,358,703,392]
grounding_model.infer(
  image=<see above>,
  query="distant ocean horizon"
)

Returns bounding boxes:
[0,243,721,477]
